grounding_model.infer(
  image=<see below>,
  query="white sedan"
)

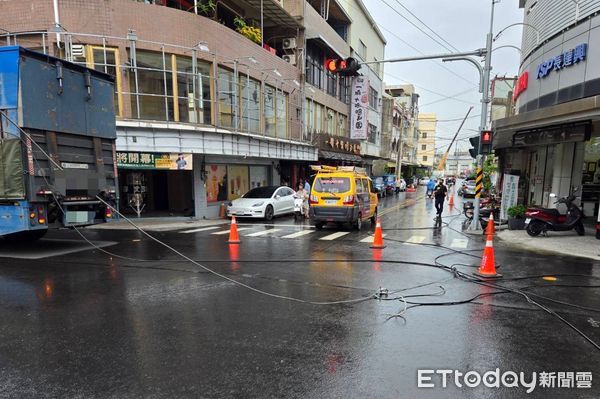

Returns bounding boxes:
[226,186,296,221]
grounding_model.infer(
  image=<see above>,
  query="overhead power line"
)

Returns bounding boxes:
[376,24,478,88]
[391,0,460,53]
[419,87,479,107]
[384,70,476,106]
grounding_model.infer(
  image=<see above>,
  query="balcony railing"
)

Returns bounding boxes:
[1,30,306,144]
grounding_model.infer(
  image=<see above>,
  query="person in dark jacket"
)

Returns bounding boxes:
[434,179,448,216]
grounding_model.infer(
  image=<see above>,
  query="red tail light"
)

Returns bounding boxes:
[309,194,318,205]
[105,207,113,219]
[343,195,355,205]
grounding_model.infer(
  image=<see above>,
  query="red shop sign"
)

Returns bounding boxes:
[513,71,529,101]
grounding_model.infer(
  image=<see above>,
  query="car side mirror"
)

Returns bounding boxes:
[275,195,281,199]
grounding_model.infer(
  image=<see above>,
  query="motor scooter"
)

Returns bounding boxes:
[525,191,585,236]
[294,196,307,221]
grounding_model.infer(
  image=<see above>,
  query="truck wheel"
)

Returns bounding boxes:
[315,222,324,230]
[4,230,48,242]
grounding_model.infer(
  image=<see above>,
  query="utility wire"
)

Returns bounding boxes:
[390,0,460,52]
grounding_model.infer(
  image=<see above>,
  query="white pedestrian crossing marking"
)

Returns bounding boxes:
[450,239,468,249]
[245,229,282,237]
[406,235,426,244]
[179,226,221,234]
[212,228,251,235]
[320,232,350,241]
[360,234,387,243]
[281,230,315,239]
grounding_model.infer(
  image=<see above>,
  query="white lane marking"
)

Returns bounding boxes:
[360,234,387,243]
[245,229,282,237]
[281,230,316,239]
[236,223,315,228]
[450,239,469,249]
[319,232,350,241]
[212,228,252,235]
[406,235,426,245]
[179,226,221,234]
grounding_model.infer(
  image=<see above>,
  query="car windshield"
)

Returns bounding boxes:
[243,186,278,198]
[313,177,351,193]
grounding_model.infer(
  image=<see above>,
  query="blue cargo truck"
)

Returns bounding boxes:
[0,46,117,241]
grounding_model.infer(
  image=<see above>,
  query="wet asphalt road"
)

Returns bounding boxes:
[1,189,600,398]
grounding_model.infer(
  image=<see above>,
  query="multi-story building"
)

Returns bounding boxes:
[384,85,420,177]
[417,113,437,168]
[338,0,386,168]
[445,152,474,177]
[493,0,600,226]
[0,0,365,218]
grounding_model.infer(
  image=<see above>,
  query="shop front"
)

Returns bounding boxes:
[117,152,194,216]
[313,133,364,170]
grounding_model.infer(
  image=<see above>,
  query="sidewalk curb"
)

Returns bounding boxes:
[495,230,600,261]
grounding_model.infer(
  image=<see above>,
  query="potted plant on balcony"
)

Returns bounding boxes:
[196,0,216,18]
[234,17,262,44]
[507,204,526,230]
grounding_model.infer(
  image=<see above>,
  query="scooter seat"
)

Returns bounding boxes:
[539,208,561,215]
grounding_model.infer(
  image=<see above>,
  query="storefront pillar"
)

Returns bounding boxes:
[193,154,209,219]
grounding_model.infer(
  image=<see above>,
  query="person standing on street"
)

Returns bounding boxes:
[434,178,448,216]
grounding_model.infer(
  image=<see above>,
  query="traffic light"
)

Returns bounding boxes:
[468,136,479,159]
[480,130,492,154]
[325,57,361,76]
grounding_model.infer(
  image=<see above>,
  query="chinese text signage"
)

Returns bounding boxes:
[116,152,193,170]
[351,76,369,140]
[499,174,519,221]
[537,43,587,79]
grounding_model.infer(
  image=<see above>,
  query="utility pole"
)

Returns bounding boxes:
[469,0,498,231]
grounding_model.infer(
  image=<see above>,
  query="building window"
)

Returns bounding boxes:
[175,55,211,125]
[423,155,428,162]
[422,132,427,139]
[276,89,287,139]
[358,40,367,60]
[264,85,276,136]
[314,103,323,133]
[337,114,347,136]
[129,50,174,121]
[240,76,261,133]
[326,109,335,135]
[421,144,426,150]
[306,44,324,89]
[326,70,338,97]
[368,123,377,144]
[88,47,123,117]
[217,67,237,128]
[369,87,378,110]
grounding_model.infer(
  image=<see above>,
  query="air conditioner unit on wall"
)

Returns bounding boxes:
[71,44,86,59]
[282,54,296,65]
[282,38,297,50]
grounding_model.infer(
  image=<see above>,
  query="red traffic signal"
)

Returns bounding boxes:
[480,130,492,154]
[324,57,360,76]
[481,130,492,144]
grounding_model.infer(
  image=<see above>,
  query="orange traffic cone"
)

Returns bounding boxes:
[227,216,241,244]
[474,234,502,278]
[370,218,386,249]
[485,213,496,236]
[448,194,455,208]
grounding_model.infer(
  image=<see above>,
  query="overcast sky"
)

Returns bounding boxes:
[361,0,524,152]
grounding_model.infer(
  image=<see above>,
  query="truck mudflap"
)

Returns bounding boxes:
[0,201,48,236]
